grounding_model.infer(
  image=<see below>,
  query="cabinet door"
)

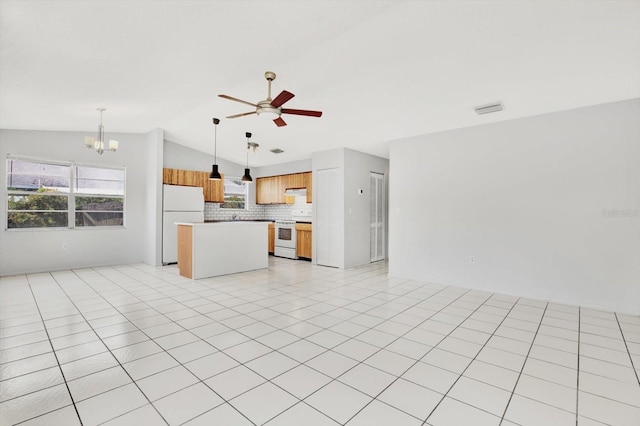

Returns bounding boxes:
[274,176,286,204]
[256,177,271,204]
[304,172,312,203]
[163,168,180,185]
[176,170,196,186]
[204,173,224,203]
[296,230,312,258]
[286,173,305,189]
[268,224,274,253]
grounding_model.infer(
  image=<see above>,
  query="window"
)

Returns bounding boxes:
[220,177,248,209]
[74,165,125,227]
[6,157,125,229]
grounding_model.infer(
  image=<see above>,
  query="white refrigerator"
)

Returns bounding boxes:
[162,184,205,264]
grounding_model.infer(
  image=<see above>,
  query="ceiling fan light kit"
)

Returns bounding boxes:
[219,71,322,127]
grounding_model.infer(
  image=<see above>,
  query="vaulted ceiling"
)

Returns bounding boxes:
[1,1,638,166]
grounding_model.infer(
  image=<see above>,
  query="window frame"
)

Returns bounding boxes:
[6,156,126,231]
[220,176,249,210]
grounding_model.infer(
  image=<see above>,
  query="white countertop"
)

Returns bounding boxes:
[176,220,268,279]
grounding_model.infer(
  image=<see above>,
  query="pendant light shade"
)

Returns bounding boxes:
[209,118,222,180]
[210,164,222,180]
[242,168,253,182]
[242,132,258,183]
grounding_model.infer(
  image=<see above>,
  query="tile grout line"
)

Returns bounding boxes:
[47,271,174,426]
[115,266,540,421]
[128,264,460,425]
[498,303,549,426]
[4,261,636,426]
[21,274,84,426]
[118,264,458,425]
[416,296,522,426]
[80,261,406,424]
[0,276,510,422]
[614,312,640,387]
[122,260,419,424]
[63,268,260,426]
[319,288,491,425]
[297,287,476,425]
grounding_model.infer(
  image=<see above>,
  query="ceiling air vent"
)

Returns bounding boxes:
[474,102,504,115]
[270,148,284,154]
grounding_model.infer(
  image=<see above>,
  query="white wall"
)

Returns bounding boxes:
[343,148,389,268]
[144,128,164,266]
[389,98,640,315]
[164,139,245,176]
[0,129,152,275]
[312,147,389,269]
[256,159,312,178]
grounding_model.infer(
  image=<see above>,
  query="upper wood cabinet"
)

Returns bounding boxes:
[303,172,312,203]
[256,171,312,204]
[162,168,224,203]
[256,176,283,204]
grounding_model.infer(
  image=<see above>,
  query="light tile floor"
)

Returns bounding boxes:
[1,257,639,425]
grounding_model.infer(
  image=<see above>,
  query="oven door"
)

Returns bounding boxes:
[276,225,296,249]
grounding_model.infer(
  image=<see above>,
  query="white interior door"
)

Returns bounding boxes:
[316,168,340,267]
[370,172,385,262]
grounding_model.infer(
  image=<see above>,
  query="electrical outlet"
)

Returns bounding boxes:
[470,256,475,264]
[62,243,68,250]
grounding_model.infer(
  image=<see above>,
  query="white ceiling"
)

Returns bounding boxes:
[1,1,639,167]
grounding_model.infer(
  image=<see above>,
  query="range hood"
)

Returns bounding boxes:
[284,188,307,196]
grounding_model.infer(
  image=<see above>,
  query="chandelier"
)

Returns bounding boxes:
[84,108,119,155]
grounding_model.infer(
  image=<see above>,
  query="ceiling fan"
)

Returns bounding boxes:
[219,71,322,127]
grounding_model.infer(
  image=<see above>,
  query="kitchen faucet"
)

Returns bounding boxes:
[232,214,238,220]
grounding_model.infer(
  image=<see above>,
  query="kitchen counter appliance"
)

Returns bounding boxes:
[275,220,297,259]
[162,184,204,264]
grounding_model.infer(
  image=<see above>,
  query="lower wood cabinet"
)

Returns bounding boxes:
[268,223,275,254]
[296,223,312,259]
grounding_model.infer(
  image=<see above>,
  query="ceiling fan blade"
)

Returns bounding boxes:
[226,111,257,119]
[218,94,258,108]
[274,117,287,127]
[270,90,295,108]
[281,108,323,117]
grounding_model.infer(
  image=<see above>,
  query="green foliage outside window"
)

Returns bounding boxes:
[7,188,68,228]
[222,195,244,209]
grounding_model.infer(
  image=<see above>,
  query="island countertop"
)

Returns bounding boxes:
[176,221,268,279]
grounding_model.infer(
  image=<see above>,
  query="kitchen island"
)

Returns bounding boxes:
[176,221,269,279]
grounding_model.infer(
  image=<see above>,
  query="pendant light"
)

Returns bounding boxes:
[84,108,118,155]
[209,118,222,180]
[242,132,258,183]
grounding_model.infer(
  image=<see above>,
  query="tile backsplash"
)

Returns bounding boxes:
[204,200,304,221]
